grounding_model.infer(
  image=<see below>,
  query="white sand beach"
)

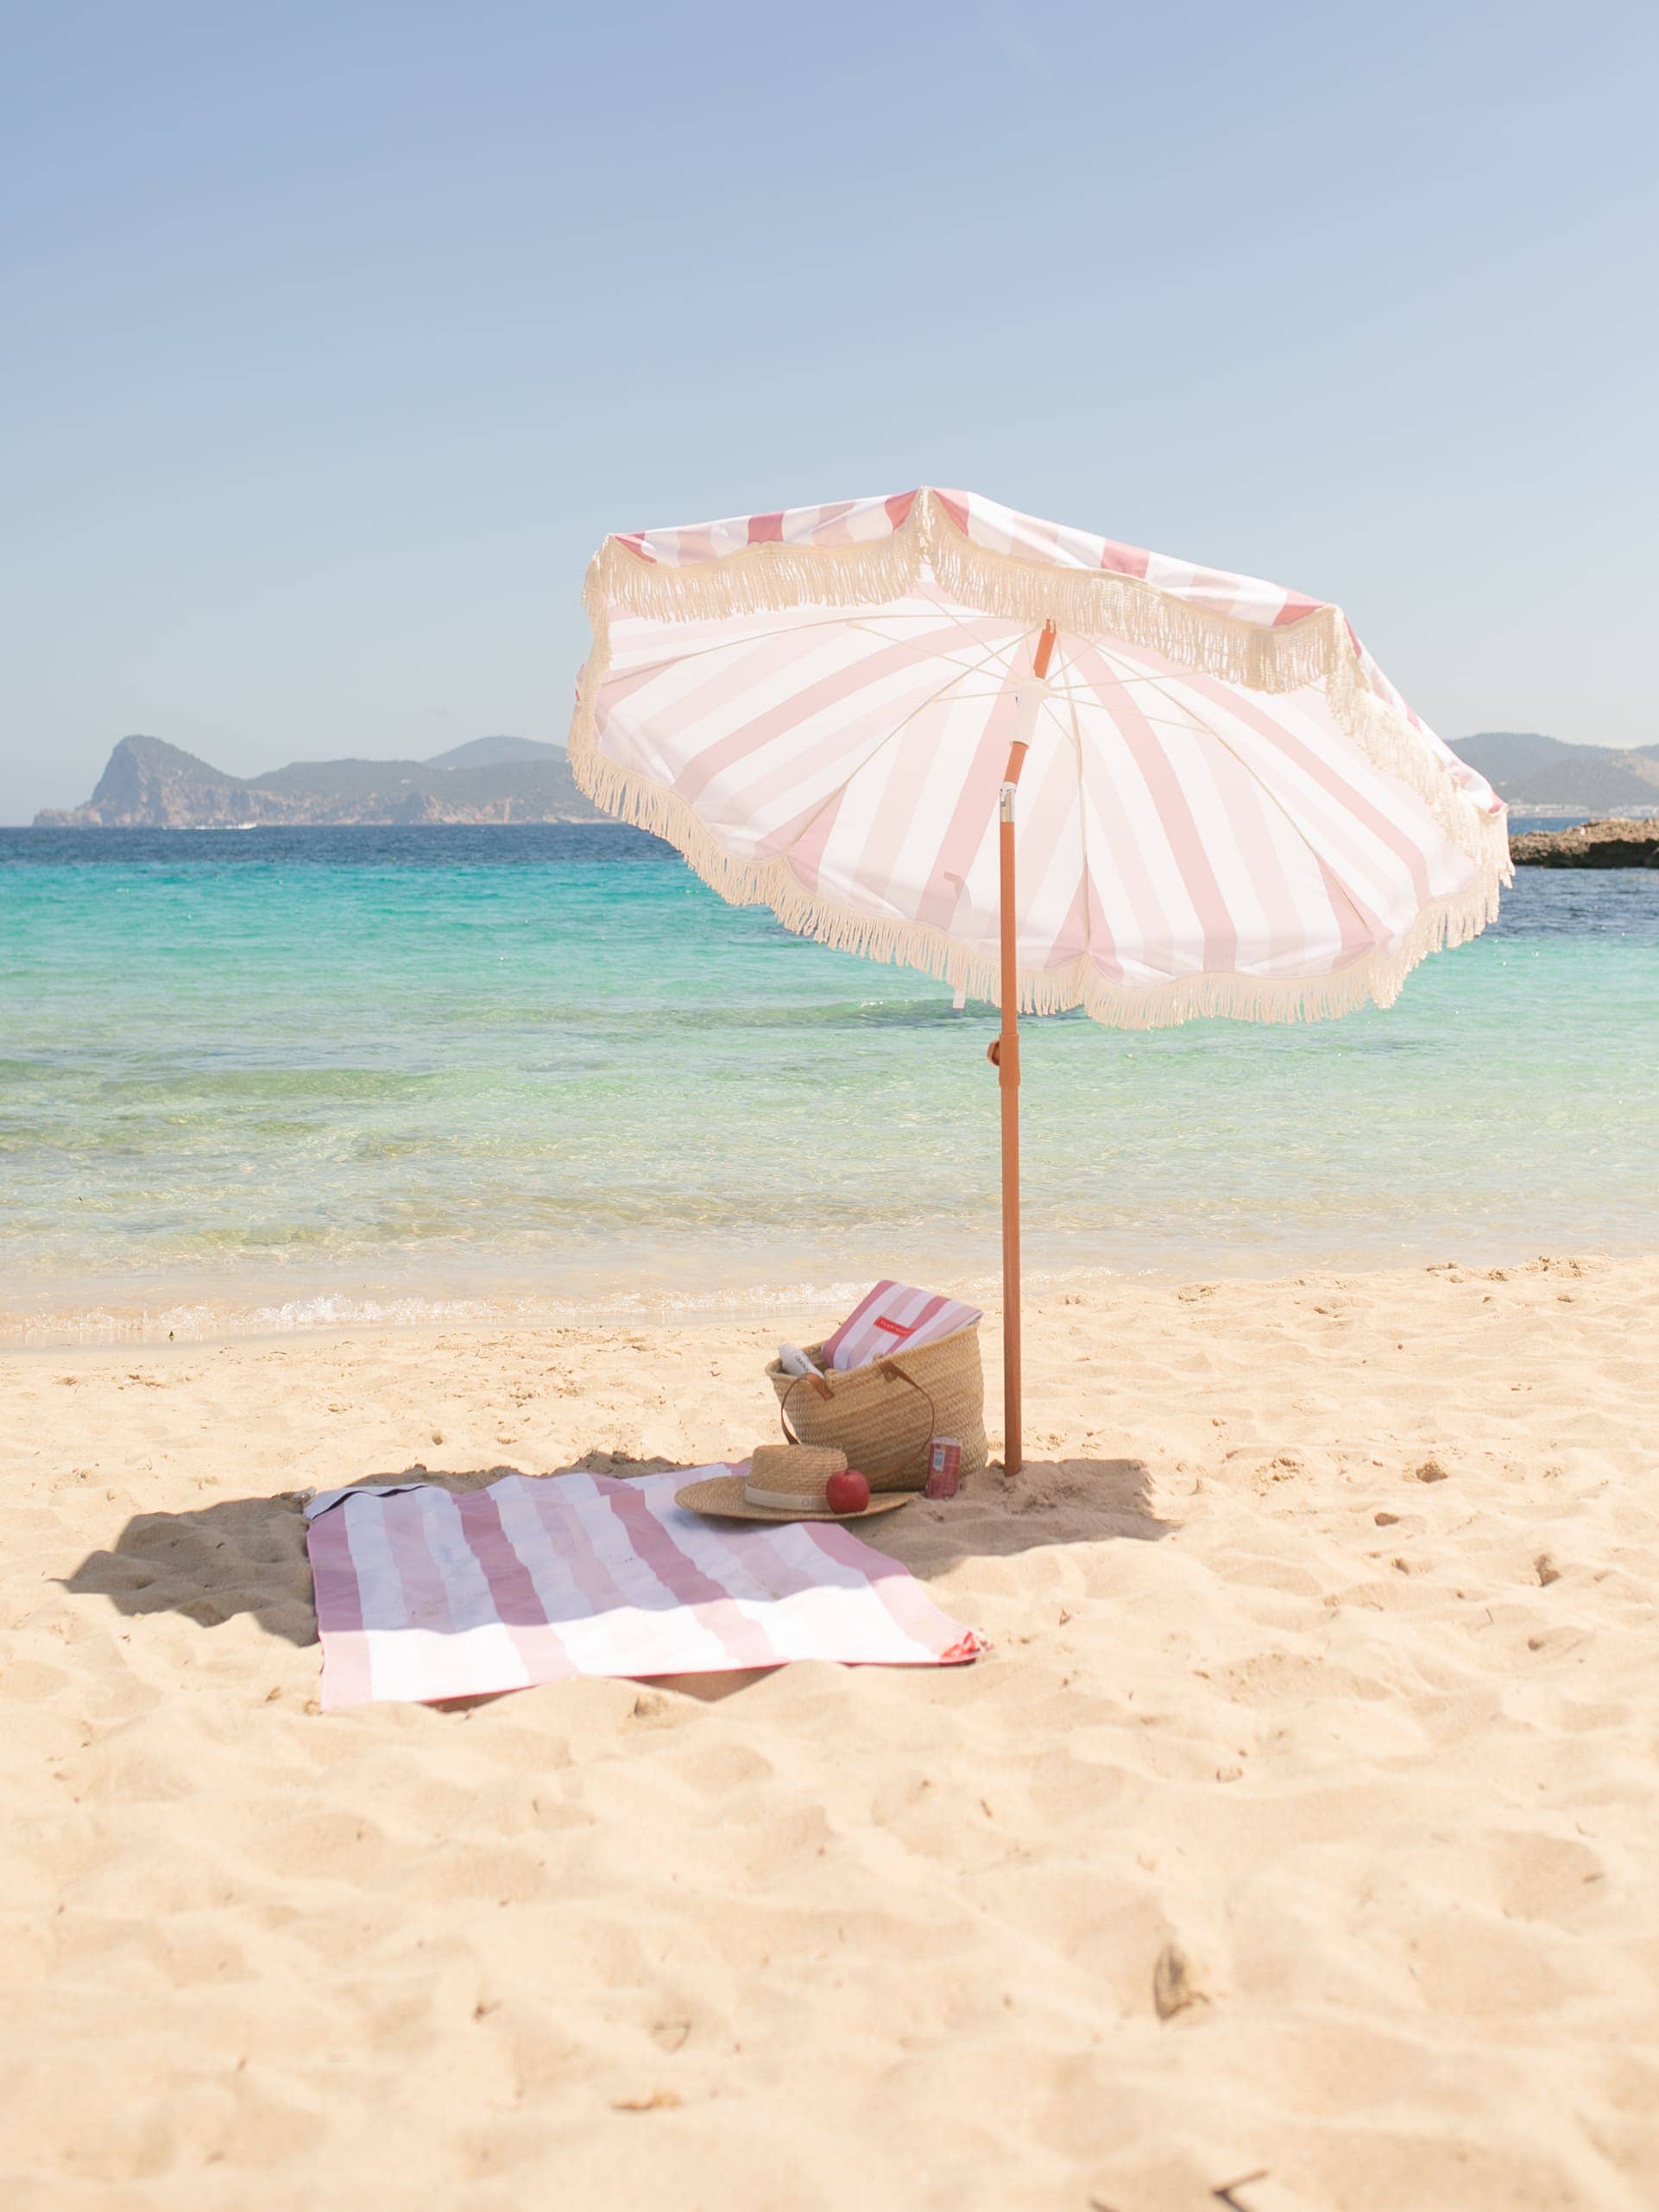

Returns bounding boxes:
[3,1253,1657,2210]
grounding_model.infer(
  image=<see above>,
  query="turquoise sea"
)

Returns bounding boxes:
[3,825,1656,1345]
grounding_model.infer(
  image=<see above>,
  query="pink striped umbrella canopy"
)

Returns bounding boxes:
[571,487,1509,1026]
[571,486,1511,1474]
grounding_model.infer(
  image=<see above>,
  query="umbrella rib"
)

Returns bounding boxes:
[894,593,1026,671]
[1065,642,1386,957]
[601,611,926,677]
[1046,659,1100,977]
[603,607,1015,683]
[768,640,1025,868]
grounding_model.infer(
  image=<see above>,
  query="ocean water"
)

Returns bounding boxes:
[3,824,1656,1345]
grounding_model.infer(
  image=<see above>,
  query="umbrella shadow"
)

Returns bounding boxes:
[56,1460,544,1650]
[870,1455,1174,1579]
[56,1453,1170,1663]
[60,1484,323,1647]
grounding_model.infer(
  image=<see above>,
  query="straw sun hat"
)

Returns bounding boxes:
[675,1443,912,1524]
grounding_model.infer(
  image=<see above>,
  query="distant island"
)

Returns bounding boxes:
[32,727,1659,831]
[1449,731,1659,815]
[34,734,613,828]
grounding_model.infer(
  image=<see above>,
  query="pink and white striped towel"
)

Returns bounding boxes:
[820,1281,983,1372]
[304,1467,983,1709]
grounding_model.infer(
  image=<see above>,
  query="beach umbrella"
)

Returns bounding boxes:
[569,488,1509,1472]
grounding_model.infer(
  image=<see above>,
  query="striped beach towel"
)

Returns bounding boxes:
[820,1281,983,1372]
[304,1467,983,1710]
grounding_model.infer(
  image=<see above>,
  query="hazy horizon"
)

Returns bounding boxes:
[23,719,1650,828]
[3,2,1655,823]
[26,712,1659,818]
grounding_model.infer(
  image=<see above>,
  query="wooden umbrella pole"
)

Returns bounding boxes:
[996,775,1023,1476]
[992,618,1056,1478]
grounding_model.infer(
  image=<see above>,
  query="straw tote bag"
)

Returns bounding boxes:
[765,1323,987,1490]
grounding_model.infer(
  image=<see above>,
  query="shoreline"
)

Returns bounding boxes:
[7,1238,1656,1352]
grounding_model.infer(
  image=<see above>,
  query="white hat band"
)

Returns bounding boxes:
[742,1481,829,1511]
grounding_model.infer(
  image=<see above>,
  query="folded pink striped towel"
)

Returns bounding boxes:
[304,1466,984,1709]
[819,1281,983,1372]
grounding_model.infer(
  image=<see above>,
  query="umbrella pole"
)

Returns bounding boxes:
[994,618,1056,1479]
[997,775,1023,1475]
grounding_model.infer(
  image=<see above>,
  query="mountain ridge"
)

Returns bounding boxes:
[1448,731,1659,811]
[35,734,612,828]
[33,727,1659,830]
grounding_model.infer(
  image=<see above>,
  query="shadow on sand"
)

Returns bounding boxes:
[58,1452,1175,1669]
[886,1454,1174,1570]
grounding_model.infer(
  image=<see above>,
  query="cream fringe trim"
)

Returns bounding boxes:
[572,489,1511,1028]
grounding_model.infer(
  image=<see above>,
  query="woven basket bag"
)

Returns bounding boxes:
[765,1322,987,1490]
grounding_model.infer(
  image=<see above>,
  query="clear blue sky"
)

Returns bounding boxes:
[3,1,1654,821]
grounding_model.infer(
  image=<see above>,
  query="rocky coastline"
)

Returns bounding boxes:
[1509,816,1659,868]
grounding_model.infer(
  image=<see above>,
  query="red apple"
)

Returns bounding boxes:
[825,1469,870,1515]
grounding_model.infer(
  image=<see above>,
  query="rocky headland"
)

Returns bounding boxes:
[1510,816,1659,868]
[34,734,610,829]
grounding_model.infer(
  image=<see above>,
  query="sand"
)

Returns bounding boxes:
[3,1252,1657,2211]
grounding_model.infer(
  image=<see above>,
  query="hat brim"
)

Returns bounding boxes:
[673,1473,914,1522]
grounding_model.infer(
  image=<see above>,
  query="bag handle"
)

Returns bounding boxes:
[778,1367,833,1442]
[780,1358,937,1480]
